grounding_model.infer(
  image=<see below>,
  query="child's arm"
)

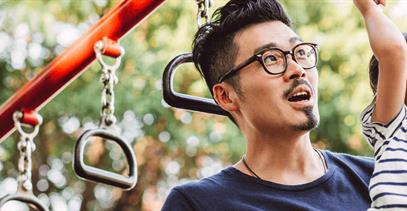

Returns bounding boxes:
[354,0,407,124]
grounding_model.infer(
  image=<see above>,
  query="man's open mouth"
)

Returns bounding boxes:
[287,87,311,102]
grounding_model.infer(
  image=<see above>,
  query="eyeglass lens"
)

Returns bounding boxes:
[261,44,317,74]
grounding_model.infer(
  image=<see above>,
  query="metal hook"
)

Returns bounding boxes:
[13,111,42,140]
[162,53,228,116]
[73,129,137,190]
[0,193,48,211]
[94,39,124,71]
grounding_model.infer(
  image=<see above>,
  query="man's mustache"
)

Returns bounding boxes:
[283,79,313,99]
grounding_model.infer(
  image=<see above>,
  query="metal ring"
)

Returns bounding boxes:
[0,193,48,211]
[73,128,137,190]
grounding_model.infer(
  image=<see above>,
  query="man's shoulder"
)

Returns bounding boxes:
[326,150,373,165]
[327,150,373,161]
[325,150,374,176]
[172,167,234,194]
[162,167,236,211]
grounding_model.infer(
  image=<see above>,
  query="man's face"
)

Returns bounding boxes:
[232,21,319,133]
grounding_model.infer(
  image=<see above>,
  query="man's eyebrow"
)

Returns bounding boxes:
[253,42,277,54]
[289,36,303,44]
[253,37,304,54]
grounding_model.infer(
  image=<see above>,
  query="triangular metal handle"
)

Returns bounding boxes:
[73,129,137,190]
[162,53,228,116]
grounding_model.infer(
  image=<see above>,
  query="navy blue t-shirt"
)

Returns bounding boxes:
[162,151,374,211]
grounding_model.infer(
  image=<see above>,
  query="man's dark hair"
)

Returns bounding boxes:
[369,33,407,94]
[192,0,291,97]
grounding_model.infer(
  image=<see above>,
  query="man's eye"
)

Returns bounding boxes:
[263,55,278,65]
[296,49,306,56]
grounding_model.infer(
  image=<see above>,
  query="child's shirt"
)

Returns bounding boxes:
[361,98,407,209]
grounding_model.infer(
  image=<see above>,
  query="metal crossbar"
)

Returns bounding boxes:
[0,0,166,142]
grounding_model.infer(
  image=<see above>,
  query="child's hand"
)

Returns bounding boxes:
[354,0,385,16]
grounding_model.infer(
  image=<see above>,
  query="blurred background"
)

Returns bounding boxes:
[0,0,406,210]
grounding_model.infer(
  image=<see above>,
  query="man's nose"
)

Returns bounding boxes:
[283,57,306,81]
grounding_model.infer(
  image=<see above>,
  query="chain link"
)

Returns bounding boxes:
[13,111,42,192]
[196,0,214,28]
[94,40,124,129]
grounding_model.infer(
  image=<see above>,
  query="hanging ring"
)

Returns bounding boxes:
[162,53,228,116]
[73,129,137,190]
[0,193,48,211]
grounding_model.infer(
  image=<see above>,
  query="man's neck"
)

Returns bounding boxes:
[234,130,326,185]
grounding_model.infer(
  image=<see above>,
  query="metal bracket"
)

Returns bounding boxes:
[73,129,137,190]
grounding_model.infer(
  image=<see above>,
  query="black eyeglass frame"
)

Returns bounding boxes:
[217,42,319,83]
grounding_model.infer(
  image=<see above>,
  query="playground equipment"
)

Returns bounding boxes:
[162,53,227,116]
[0,0,166,142]
[73,38,137,190]
[0,0,219,208]
[0,0,165,208]
[162,0,227,116]
[0,111,48,211]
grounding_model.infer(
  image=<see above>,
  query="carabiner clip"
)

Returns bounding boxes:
[0,192,48,211]
[73,129,137,190]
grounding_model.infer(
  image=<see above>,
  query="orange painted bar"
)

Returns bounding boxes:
[0,0,166,142]
[20,109,42,126]
[100,37,123,58]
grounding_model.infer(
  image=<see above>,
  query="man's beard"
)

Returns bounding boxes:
[292,106,319,131]
[283,79,319,131]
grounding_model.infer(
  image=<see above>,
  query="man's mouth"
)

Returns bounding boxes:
[287,86,312,102]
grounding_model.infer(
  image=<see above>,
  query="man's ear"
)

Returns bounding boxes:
[212,83,239,112]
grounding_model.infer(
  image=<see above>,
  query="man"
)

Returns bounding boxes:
[162,0,373,210]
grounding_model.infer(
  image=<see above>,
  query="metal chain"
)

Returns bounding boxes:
[13,111,42,192]
[94,40,124,129]
[196,0,214,28]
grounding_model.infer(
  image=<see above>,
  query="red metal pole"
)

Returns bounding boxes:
[0,0,166,142]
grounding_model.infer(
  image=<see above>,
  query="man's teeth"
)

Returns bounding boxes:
[293,91,307,97]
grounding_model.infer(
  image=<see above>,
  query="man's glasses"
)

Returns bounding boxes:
[218,42,319,83]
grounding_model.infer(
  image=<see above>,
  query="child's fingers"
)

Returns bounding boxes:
[354,0,385,15]
[374,0,385,12]
[377,0,386,6]
[378,4,384,12]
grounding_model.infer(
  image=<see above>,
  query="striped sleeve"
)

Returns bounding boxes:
[361,99,407,210]
[360,98,406,149]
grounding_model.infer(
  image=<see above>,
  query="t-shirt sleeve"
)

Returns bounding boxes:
[360,97,406,149]
[161,188,196,211]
